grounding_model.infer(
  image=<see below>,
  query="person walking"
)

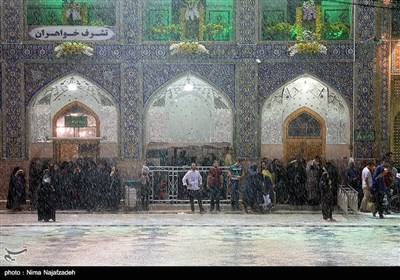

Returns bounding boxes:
[371,165,386,219]
[206,160,224,212]
[306,155,323,205]
[182,162,205,213]
[360,162,374,212]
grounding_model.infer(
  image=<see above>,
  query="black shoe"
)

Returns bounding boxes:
[379,215,384,219]
[372,211,377,217]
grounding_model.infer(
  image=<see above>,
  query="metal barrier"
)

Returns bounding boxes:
[124,180,142,210]
[143,165,231,205]
[337,184,359,215]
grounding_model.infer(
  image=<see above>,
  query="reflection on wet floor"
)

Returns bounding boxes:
[2,218,399,266]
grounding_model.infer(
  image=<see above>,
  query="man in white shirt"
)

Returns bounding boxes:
[182,162,205,213]
[360,162,374,212]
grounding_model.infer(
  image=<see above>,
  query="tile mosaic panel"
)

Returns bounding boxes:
[237,59,258,159]
[121,0,140,44]
[394,78,400,99]
[24,63,121,106]
[394,112,400,167]
[28,75,118,144]
[237,0,257,44]
[0,61,2,111]
[2,0,22,43]
[122,61,141,159]
[142,63,236,104]
[261,76,350,146]
[0,0,392,161]
[258,61,354,102]
[354,3,376,159]
[4,61,24,158]
[378,11,391,153]
[394,44,400,72]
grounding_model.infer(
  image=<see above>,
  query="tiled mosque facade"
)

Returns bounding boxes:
[0,0,399,198]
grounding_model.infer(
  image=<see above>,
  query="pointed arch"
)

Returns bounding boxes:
[144,71,234,147]
[52,101,100,138]
[261,73,351,162]
[27,73,119,160]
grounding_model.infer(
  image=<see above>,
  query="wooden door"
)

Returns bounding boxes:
[52,101,100,163]
[286,139,323,163]
[284,108,326,163]
[54,139,99,163]
[59,142,79,162]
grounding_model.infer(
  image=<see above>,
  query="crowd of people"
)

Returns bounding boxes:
[5,151,399,221]
[6,157,123,222]
[177,151,398,221]
[223,155,339,221]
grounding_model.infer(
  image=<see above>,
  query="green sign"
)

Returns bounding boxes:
[355,131,375,142]
[65,116,87,127]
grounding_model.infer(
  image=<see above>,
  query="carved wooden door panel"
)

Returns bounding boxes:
[54,140,99,163]
[286,139,323,163]
[284,108,326,164]
[59,142,79,162]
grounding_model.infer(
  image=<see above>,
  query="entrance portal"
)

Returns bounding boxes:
[54,139,99,163]
[284,108,326,163]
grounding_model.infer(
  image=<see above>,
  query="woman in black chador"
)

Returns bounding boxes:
[242,163,262,213]
[319,166,336,222]
[37,169,56,222]
[6,166,27,211]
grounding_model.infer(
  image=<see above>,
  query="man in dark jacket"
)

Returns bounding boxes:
[371,165,386,219]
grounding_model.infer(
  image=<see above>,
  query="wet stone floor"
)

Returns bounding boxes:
[0,212,399,267]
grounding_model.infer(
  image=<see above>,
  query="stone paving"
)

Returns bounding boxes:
[0,209,399,268]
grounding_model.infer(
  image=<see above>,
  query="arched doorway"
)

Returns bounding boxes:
[283,107,326,163]
[144,72,234,165]
[261,74,350,163]
[52,101,100,163]
[28,74,118,162]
